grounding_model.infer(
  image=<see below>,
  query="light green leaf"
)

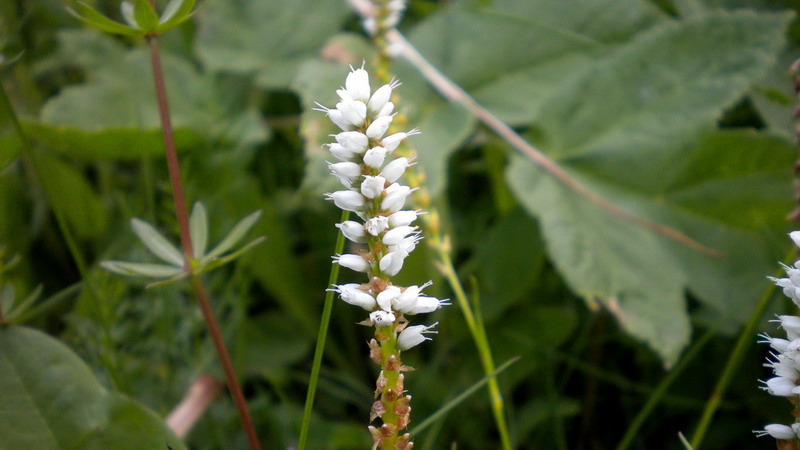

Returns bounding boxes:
[68,2,139,36]
[205,210,262,260]
[507,10,792,364]
[0,326,185,449]
[23,122,200,161]
[132,0,159,31]
[130,218,184,267]
[195,0,350,88]
[157,0,199,30]
[189,202,209,259]
[101,260,184,278]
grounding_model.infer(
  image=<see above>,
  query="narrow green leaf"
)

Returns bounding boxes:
[189,202,209,259]
[157,0,199,30]
[130,218,184,266]
[101,260,184,278]
[119,1,137,28]
[133,0,159,32]
[410,357,520,436]
[68,3,139,36]
[5,284,42,321]
[198,236,265,273]
[205,210,262,259]
[0,326,186,449]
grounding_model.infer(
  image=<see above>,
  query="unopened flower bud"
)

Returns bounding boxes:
[380,250,409,277]
[345,67,371,102]
[336,221,367,243]
[333,283,376,310]
[380,157,412,183]
[335,131,369,154]
[366,115,393,140]
[334,254,371,273]
[383,226,418,246]
[382,184,415,212]
[388,210,420,227]
[326,190,365,212]
[381,129,419,152]
[361,175,387,199]
[397,323,438,350]
[363,146,388,169]
[368,80,400,116]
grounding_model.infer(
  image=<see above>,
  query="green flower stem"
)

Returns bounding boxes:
[437,249,512,450]
[378,326,402,448]
[689,247,793,448]
[146,34,260,450]
[298,210,349,450]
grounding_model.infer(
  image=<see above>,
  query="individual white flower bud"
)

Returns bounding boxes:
[346,67,371,102]
[381,129,419,152]
[333,284,377,310]
[337,100,367,127]
[389,236,419,255]
[335,131,370,154]
[397,322,438,351]
[379,250,409,277]
[380,157,412,183]
[326,191,365,212]
[334,254,371,273]
[381,184,415,213]
[388,210,420,227]
[392,282,432,313]
[785,265,800,286]
[363,146,388,169]
[770,277,800,306]
[382,226,417,246]
[754,424,797,440]
[370,309,396,327]
[327,143,358,161]
[405,296,449,315]
[376,285,402,311]
[366,115,393,139]
[375,102,394,119]
[365,216,389,236]
[336,221,367,243]
[361,176,387,199]
[775,315,800,340]
[328,161,362,188]
[791,231,800,249]
[764,376,797,397]
[363,17,377,35]
[367,80,399,116]
[759,333,791,353]
[326,108,352,131]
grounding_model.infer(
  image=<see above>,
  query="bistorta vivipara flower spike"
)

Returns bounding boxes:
[318,65,442,449]
[756,231,800,443]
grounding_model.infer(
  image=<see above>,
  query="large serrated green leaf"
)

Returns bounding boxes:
[0,326,185,449]
[507,10,792,364]
[195,0,350,88]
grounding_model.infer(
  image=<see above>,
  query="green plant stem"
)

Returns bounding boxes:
[616,330,713,450]
[438,251,512,450]
[146,34,260,450]
[298,210,349,450]
[689,248,793,448]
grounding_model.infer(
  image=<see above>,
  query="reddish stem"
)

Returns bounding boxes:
[146,34,261,450]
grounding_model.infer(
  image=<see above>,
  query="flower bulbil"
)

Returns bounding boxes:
[319,67,445,449]
[757,231,800,442]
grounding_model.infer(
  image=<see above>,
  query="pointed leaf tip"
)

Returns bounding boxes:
[130,218,184,266]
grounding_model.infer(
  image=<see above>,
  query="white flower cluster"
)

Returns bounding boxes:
[756,231,800,441]
[363,0,407,35]
[318,66,448,350]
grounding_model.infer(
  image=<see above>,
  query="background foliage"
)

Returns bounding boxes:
[2,0,800,448]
